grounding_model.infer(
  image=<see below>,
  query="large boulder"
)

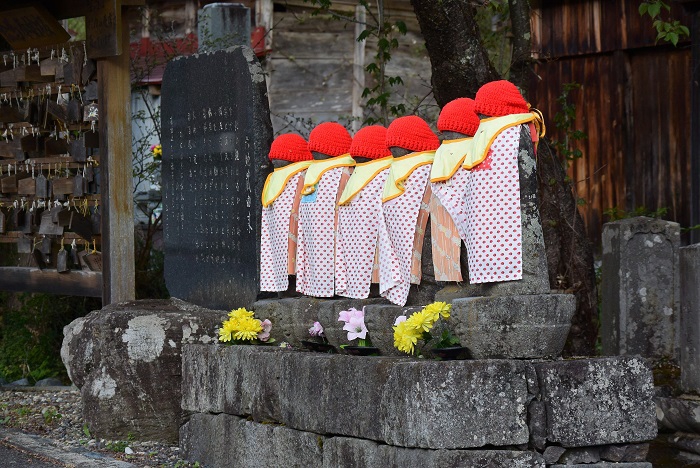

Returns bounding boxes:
[61,298,223,443]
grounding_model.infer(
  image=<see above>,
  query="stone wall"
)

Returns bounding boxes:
[180,345,657,467]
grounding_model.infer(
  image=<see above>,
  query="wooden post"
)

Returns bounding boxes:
[352,4,366,132]
[691,11,700,243]
[98,14,135,304]
[677,0,700,242]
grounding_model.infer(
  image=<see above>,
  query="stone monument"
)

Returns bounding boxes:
[601,216,680,363]
[161,46,273,310]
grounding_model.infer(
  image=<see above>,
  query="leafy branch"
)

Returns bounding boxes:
[638,1,689,46]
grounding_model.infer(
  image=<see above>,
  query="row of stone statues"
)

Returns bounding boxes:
[259,80,545,306]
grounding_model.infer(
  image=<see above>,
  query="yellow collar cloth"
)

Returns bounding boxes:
[301,154,355,196]
[382,151,435,203]
[468,112,544,169]
[430,137,472,182]
[262,160,313,207]
[338,156,393,205]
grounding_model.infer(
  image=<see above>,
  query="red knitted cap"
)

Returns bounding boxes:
[268,133,313,162]
[308,122,352,157]
[474,80,529,117]
[437,98,480,137]
[386,116,439,152]
[349,125,392,160]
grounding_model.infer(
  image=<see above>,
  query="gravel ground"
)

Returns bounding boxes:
[0,388,200,467]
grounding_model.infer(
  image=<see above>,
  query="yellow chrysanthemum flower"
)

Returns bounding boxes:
[231,317,263,341]
[218,318,237,342]
[393,320,420,355]
[406,310,434,333]
[228,307,254,321]
[423,301,451,321]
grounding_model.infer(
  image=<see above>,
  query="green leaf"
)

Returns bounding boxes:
[357,29,371,42]
[668,32,679,46]
[395,20,407,34]
[577,197,586,206]
[680,25,690,37]
[639,3,648,16]
[662,1,671,12]
[648,1,661,18]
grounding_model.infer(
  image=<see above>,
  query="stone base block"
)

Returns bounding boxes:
[182,346,657,453]
[550,464,651,468]
[251,297,401,353]
[61,298,224,443]
[180,413,546,468]
[252,294,574,359]
[450,294,575,358]
[181,345,533,449]
[536,357,657,447]
[655,396,700,433]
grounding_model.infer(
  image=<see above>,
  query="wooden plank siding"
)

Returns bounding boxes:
[267,8,435,135]
[530,0,693,244]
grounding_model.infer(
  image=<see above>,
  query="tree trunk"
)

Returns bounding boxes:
[410,0,500,107]
[508,0,534,96]
[537,141,599,356]
[411,0,598,355]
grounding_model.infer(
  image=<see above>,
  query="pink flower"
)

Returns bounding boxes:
[394,315,407,326]
[338,307,364,324]
[344,315,368,341]
[309,321,324,337]
[258,319,272,342]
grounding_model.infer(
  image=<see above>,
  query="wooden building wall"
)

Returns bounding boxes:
[267,4,435,135]
[530,0,693,243]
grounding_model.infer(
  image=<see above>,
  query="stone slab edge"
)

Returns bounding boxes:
[0,428,136,468]
[181,413,546,468]
[181,345,532,449]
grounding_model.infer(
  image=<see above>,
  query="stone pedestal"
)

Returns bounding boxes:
[450,294,575,359]
[60,299,224,443]
[601,217,680,363]
[180,346,657,467]
[252,294,574,358]
[680,243,700,393]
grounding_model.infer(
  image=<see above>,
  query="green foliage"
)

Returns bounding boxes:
[551,82,587,167]
[0,292,100,382]
[432,329,461,350]
[304,0,409,125]
[475,0,512,78]
[41,407,62,425]
[638,1,690,46]
[603,205,668,221]
[83,423,91,438]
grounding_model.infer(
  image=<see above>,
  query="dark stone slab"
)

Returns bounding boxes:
[161,46,273,310]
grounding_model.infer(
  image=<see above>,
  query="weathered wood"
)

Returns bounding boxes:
[352,5,366,131]
[0,267,102,297]
[690,9,700,242]
[274,31,353,58]
[85,0,121,59]
[0,4,70,49]
[97,13,134,304]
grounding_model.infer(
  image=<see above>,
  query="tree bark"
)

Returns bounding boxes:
[508,0,533,96]
[537,141,599,355]
[410,0,500,107]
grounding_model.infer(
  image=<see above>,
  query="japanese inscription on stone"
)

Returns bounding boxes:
[161,46,273,310]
